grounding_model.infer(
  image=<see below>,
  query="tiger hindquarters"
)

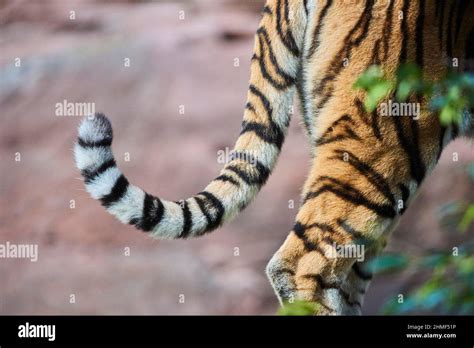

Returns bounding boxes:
[265,153,398,315]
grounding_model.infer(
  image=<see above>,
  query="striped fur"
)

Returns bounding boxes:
[75,0,474,314]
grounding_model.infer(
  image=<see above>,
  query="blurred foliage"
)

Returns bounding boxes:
[277,300,320,316]
[380,242,474,314]
[354,63,474,126]
[354,64,474,315]
[365,254,409,274]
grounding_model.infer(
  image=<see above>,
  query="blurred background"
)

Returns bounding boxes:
[0,0,473,315]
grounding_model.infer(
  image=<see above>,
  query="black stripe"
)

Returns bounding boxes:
[195,191,225,233]
[304,176,396,219]
[99,174,129,208]
[315,115,361,146]
[296,62,310,133]
[77,137,112,148]
[452,123,459,138]
[437,0,446,50]
[307,0,333,58]
[283,0,299,52]
[194,196,211,232]
[331,149,395,205]
[399,0,410,63]
[335,219,372,246]
[245,102,256,113]
[306,221,351,246]
[341,126,360,142]
[322,235,338,247]
[382,0,395,60]
[370,39,381,65]
[398,183,410,215]
[465,29,474,68]
[455,1,470,46]
[352,0,375,46]
[352,262,373,281]
[226,165,253,186]
[214,174,240,187]
[293,222,327,257]
[315,133,357,146]
[437,125,447,161]
[256,27,297,90]
[315,92,332,112]
[370,109,382,140]
[409,117,426,182]
[415,0,425,67]
[355,98,371,126]
[134,193,165,232]
[262,5,272,15]
[273,267,295,276]
[226,153,271,186]
[302,273,360,308]
[276,0,300,56]
[249,84,272,119]
[317,114,354,139]
[179,200,193,238]
[82,158,116,184]
[435,0,443,20]
[240,121,284,150]
[446,1,456,59]
[392,117,425,184]
[312,0,374,112]
[199,191,225,231]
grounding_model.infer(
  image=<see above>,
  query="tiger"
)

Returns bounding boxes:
[74,0,474,315]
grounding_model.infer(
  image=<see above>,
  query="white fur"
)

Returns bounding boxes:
[74,144,113,171]
[152,201,185,239]
[85,167,121,199]
[78,117,110,142]
[107,185,145,224]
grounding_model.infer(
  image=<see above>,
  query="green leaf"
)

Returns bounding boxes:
[447,85,461,100]
[365,80,393,112]
[440,105,457,125]
[459,204,474,232]
[277,300,320,316]
[396,80,412,101]
[420,288,449,310]
[457,256,474,274]
[461,73,474,88]
[353,65,384,90]
[420,253,449,268]
[397,63,422,81]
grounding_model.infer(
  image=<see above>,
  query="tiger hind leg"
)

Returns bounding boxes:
[266,227,365,315]
[266,153,399,315]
